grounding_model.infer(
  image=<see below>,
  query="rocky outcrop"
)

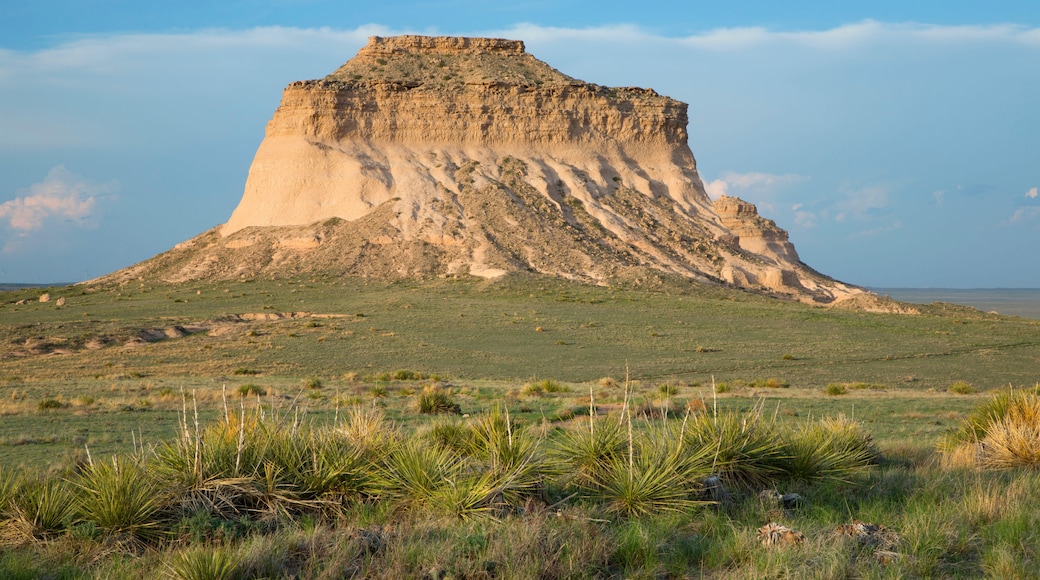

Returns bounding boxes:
[103,35,864,304]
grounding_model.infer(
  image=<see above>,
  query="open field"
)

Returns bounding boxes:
[1,276,1039,577]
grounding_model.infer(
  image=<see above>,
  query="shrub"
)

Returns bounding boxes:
[73,456,166,545]
[7,477,76,541]
[682,408,788,490]
[303,377,323,390]
[949,381,977,395]
[392,370,423,381]
[232,368,260,376]
[521,379,567,396]
[825,383,848,396]
[168,546,242,580]
[238,383,266,397]
[658,383,679,396]
[783,415,880,481]
[37,398,65,411]
[941,388,1040,469]
[415,386,461,415]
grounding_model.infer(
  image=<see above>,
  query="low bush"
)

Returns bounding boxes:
[237,383,266,397]
[36,398,65,411]
[825,383,848,396]
[949,381,977,395]
[941,388,1040,469]
[415,386,461,415]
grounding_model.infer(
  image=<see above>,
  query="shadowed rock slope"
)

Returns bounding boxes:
[102,35,866,305]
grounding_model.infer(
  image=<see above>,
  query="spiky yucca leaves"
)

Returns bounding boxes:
[550,418,626,487]
[415,385,461,415]
[168,545,242,580]
[3,476,76,543]
[586,421,712,517]
[940,388,1040,470]
[783,415,880,482]
[466,406,545,505]
[423,418,475,454]
[942,388,1040,448]
[151,412,264,516]
[335,405,399,457]
[682,408,789,490]
[377,440,508,519]
[73,455,167,545]
[976,417,1040,469]
[0,467,14,514]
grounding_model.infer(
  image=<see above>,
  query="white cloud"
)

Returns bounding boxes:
[0,166,109,232]
[794,210,818,229]
[1009,206,1040,224]
[702,171,808,203]
[703,179,728,200]
[932,190,945,205]
[834,185,889,221]
[1026,187,1038,199]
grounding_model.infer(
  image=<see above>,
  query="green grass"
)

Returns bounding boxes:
[1,276,1039,575]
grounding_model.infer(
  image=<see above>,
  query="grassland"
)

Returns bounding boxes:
[1,275,1039,578]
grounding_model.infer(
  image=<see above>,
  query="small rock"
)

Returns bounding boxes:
[39,293,50,303]
[56,296,66,307]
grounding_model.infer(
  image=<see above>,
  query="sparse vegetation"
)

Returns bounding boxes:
[825,383,848,396]
[0,278,1039,575]
[415,385,461,415]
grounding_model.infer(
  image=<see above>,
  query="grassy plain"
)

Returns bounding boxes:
[2,275,1039,467]
[1,275,1039,578]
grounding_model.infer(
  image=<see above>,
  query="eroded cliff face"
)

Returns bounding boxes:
[111,35,863,304]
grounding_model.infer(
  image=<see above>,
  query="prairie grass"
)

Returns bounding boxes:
[941,387,1040,469]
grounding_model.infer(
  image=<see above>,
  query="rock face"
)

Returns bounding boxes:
[106,35,863,303]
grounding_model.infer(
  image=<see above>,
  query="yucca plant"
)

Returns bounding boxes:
[168,545,242,580]
[550,417,626,486]
[73,455,168,545]
[334,405,399,458]
[415,385,461,415]
[4,476,76,542]
[976,416,1040,469]
[783,415,880,482]
[942,388,1040,450]
[682,408,789,490]
[940,388,1040,470]
[377,440,506,519]
[423,418,475,454]
[467,406,545,505]
[0,466,14,514]
[587,421,711,517]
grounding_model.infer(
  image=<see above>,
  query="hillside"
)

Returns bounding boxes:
[98,35,864,305]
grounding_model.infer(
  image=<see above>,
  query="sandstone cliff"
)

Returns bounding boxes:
[104,35,864,304]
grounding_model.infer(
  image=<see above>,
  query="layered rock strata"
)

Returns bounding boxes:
[108,35,863,304]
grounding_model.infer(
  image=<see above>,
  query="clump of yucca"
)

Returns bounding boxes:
[682,406,789,490]
[783,414,880,481]
[168,545,242,580]
[415,385,461,415]
[73,455,167,545]
[941,387,1040,469]
[3,476,76,543]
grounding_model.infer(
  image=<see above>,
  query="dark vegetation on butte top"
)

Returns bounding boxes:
[1,36,1039,579]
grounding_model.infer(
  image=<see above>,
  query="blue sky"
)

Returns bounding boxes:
[1,2,1038,287]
